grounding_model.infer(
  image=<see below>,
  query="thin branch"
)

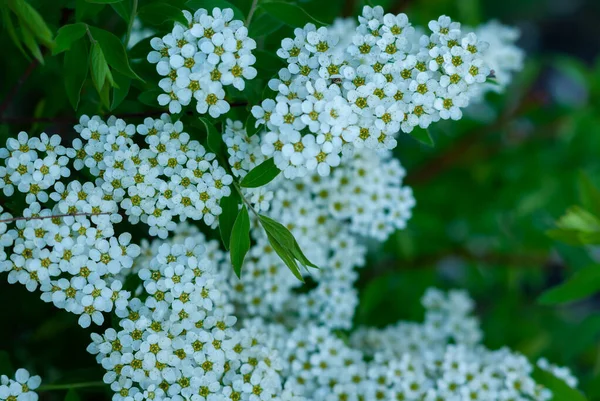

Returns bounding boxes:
[245,0,259,27]
[124,0,139,47]
[0,212,111,224]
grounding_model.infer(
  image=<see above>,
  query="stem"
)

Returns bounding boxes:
[233,181,259,218]
[124,0,139,47]
[245,0,259,27]
[39,381,106,391]
[0,212,111,224]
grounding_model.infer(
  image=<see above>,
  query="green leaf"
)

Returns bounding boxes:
[579,172,600,217]
[53,23,87,55]
[88,26,143,81]
[111,71,131,110]
[230,205,251,278]
[219,190,241,250]
[1,7,27,59]
[139,3,188,26]
[259,1,326,27]
[408,127,435,147]
[0,350,14,376]
[532,366,587,401]
[64,38,89,110]
[64,389,82,401]
[20,24,44,63]
[198,117,224,156]
[8,0,54,47]
[538,265,600,305]
[86,0,123,3]
[259,214,317,269]
[264,231,304,281]
[90,42,110,92]
[186,0,245,20]
[240,158,281,188]
[249,12,284,37]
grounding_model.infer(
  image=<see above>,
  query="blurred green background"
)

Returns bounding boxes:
[1,0,600,399]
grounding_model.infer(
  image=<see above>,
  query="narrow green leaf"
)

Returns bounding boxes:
[219,191,241,250]
[65,389,82,401]
[538,265,600,305]
[1,7,28,59]
[0,350,14,376]
[579,172,600,218]
[53,23,87,55]
[64,38,89,110]
[8,0,54,47]
[111,71,131,110]
[90,42,109,92]
[186,0,244,20]
[20,25,44,64]
[259,1,326,27]
[259,214,317,269]
[139,3,187,26]
[240,158,281,188]
[264,231,304,281]
[408,127,435,147]
[88,26,143,81]
[230,206,251,278]
[531,366,587,401]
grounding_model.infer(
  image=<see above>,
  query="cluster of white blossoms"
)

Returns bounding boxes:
[0,369,41,401]
[537,358,578,389]
[0,132,136,328]
[251,6,491,178]
[148,8,257,117]
[73,114,232,235]
[243,288,566,401]
[88,227,285,401]
[0,113,234,327]
[222,120,414,328]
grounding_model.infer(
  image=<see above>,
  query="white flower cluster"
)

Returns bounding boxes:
[472,20,524,96]
[148,8,257,117]
[0,114,233,327]
[0,369,41,401]
[252,6,491,178]
[73,114,232,235]
[0,133,136,328]
[244,289,561,401]
[222,120,414,329]
[88,227,284,401]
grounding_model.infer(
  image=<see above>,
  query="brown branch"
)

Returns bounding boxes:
[0,212,111,224]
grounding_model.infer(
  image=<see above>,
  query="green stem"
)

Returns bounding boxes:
[124,0,139,47]
[39,381,106,391]
[233,181,259,218]
[245,0,259,27]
